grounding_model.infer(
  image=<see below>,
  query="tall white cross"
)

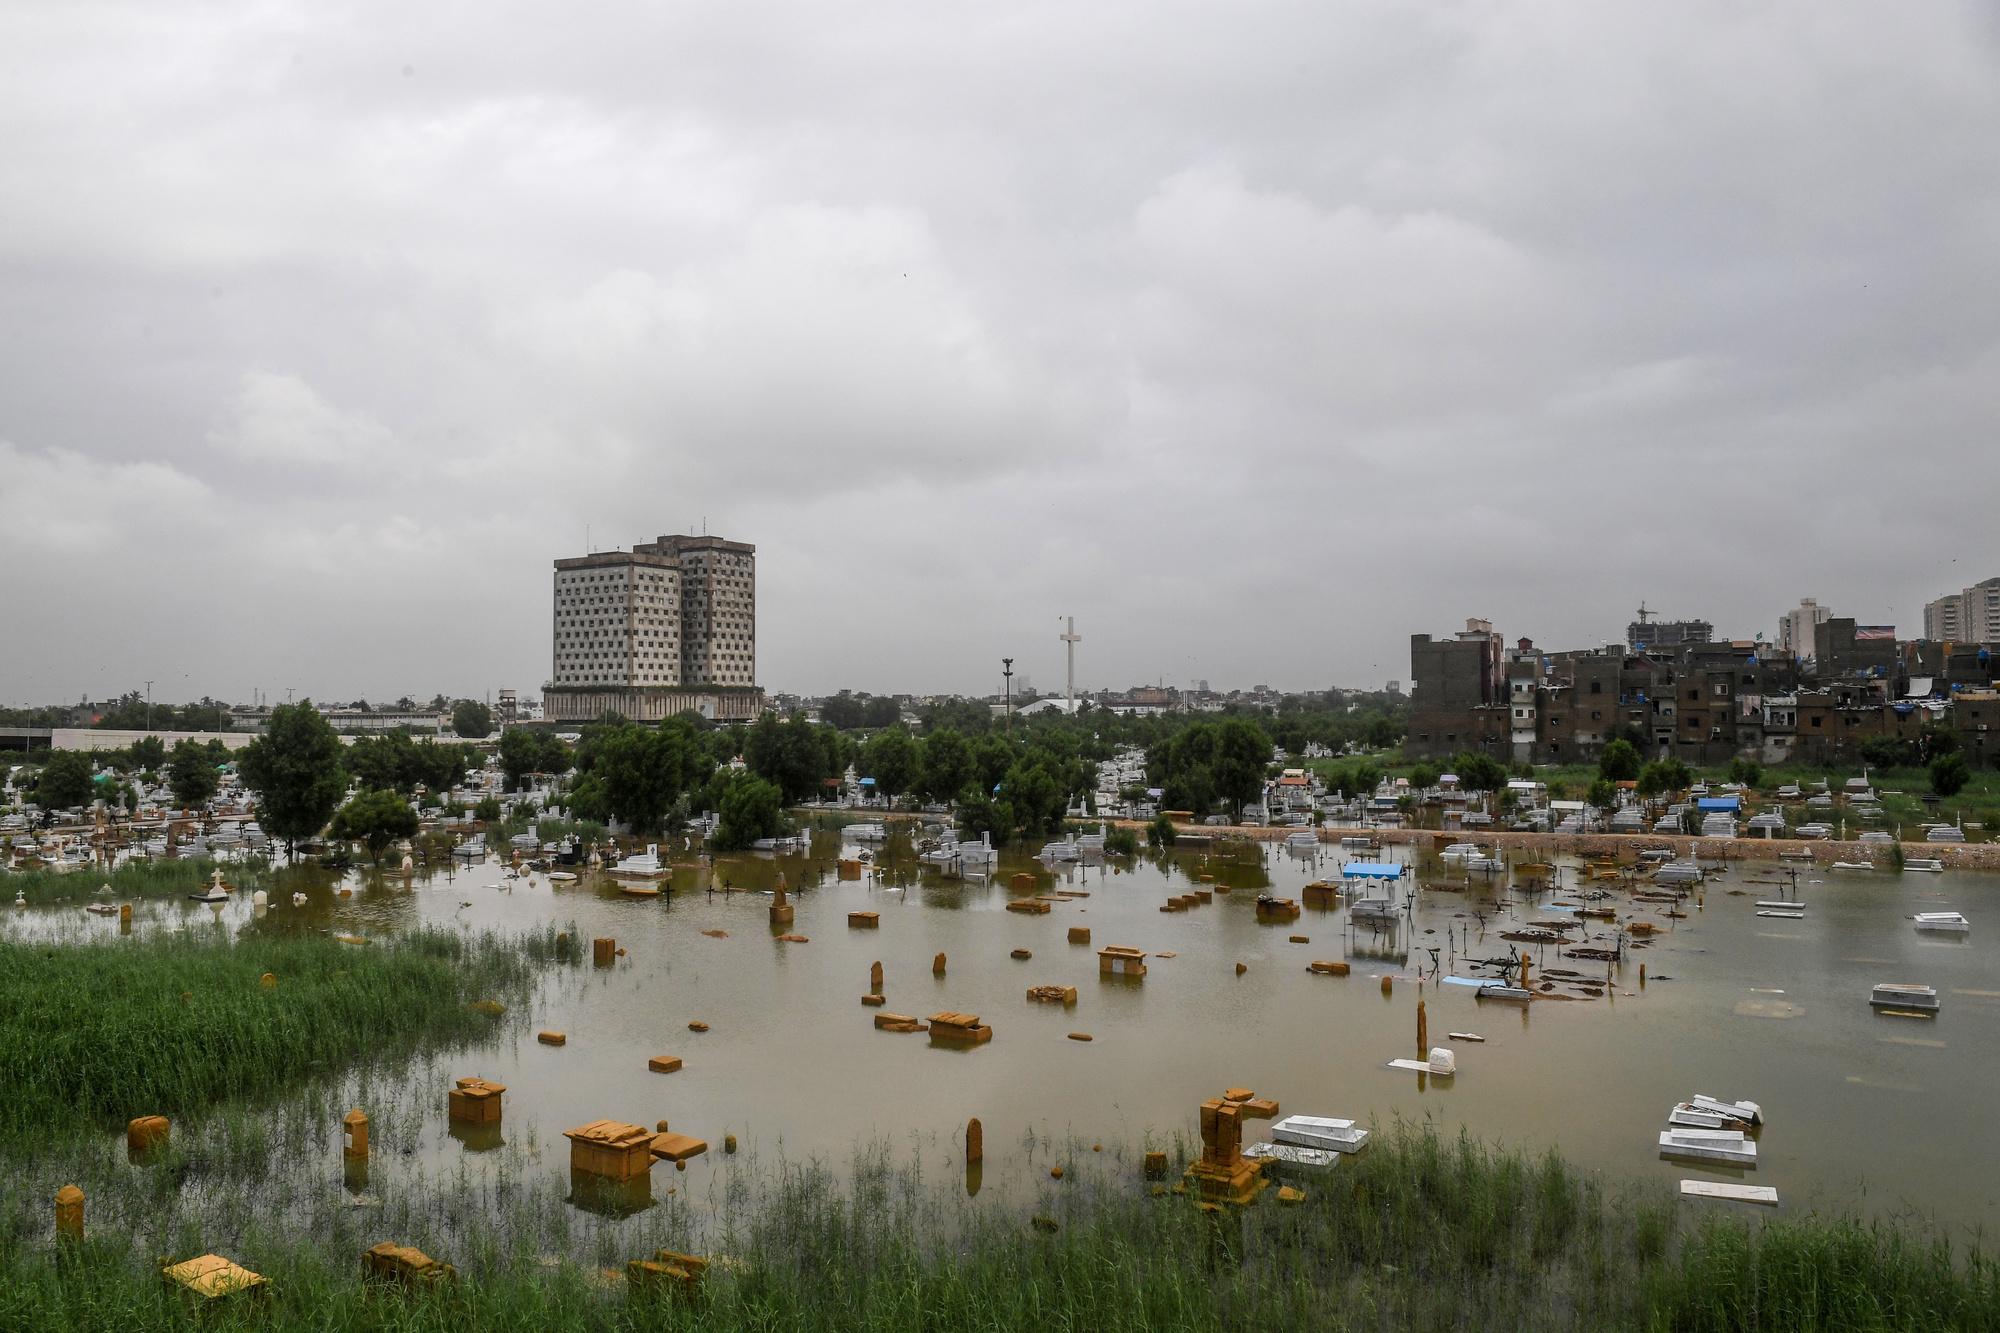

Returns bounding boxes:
[1060,616,1082,713]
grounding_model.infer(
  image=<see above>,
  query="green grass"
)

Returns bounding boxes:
[0,926,572,1142]
[1,857,271,907]
[0,1124,1993,1330]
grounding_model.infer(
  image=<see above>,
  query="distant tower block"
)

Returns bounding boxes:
[1060,616,1082,713]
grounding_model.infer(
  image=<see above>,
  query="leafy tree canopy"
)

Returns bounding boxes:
[329,788,419,863]
[167,740,223,810]
[862,728,921,807]
[744,714,840,805]
[451,699,495,740]
[918,728,975,805]
[710,773,786,851]
[238,701,347,852]
[1451,751,1509,793]
[33,751,95,810]
[1931,751,1970,798]
[1598,739,1641,783]
[820,691,901,730]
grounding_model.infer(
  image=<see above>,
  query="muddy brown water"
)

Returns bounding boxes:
[16,824,2000,1237]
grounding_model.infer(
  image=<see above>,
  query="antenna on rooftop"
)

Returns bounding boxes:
[1636,601,1652,625]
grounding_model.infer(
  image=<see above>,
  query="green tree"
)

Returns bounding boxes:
[919,697,992,735]
[863,728,920,809]
[1349,762,1385,801]
[1452,751,1508,793]
[711,774,785,851]
[972,733,1017,797]
[1146,718,1270,819]
[167,740,222,810]
[1210,718,1273,818]
[33,751,95,809]
[237,701,347,854]
[421,740,478,793]
[1930,752,1971,799]
[1147,813,1177,848]
[744,714,834,806]
[496,728,573,792]
[918,729,974,805]
[584,723,694,834]
[537,732,575,777]
[1636,758,1693,799]
[347,733,412,793]
[999,758,1066,840]
[1727,756,1764,789]
[128,735,166,772]
[821,691,901,730]
[1586,778,1617,815]
[1598,739,1641,783]
[1407,763,1440,791]
[329,788,419,863]
[451,700,495,740]
[1918,723,1960,764]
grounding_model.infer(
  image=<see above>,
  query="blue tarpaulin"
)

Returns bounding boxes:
[1342,862,1405,880]
[1696,796,1739,812]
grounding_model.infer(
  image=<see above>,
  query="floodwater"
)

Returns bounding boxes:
[16,823,2000,1239]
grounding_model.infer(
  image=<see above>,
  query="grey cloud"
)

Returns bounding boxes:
[1,1,1996,704]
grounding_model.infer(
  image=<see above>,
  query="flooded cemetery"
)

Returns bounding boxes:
[10,815,2000,1286]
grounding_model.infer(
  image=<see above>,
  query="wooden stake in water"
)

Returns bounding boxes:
[966,1117,983,1164]
[1417,998,1428,1058]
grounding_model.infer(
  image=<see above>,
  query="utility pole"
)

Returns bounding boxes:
[143,680,154,733]
[1059,617,1081,715]
[1002,658,1014,736]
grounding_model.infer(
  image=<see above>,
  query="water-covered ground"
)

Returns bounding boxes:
[12,821,1999,1245]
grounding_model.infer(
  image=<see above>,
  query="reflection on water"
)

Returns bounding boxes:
[10,820,2000,1238]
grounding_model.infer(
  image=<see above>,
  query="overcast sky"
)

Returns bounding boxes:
[3,2,1997,707]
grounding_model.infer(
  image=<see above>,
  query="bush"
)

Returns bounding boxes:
[712,773,786,851]
[1930,752,1971,799]
[1147,813,1177,848]
[1598,740,1640,783]
[1104,826,1139,856]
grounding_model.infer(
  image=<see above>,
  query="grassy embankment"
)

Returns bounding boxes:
[1,1122,1995,1330]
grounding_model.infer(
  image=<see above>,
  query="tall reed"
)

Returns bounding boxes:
[0,926,566,1142]
[0,1123,1991,1330]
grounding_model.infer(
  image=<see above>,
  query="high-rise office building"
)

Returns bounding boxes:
[547,533,760,722]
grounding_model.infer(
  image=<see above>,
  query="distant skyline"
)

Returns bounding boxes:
[3,3,1996,705]
[1,582,1967,711]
